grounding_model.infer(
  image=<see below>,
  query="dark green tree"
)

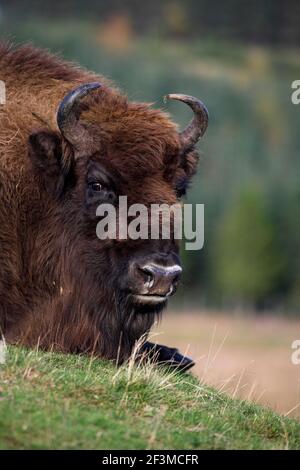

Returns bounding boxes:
[214,188,285,308]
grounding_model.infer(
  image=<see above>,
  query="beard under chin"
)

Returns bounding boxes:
[102,292,164,362]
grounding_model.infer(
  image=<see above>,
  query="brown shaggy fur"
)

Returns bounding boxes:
[0,42,199,362]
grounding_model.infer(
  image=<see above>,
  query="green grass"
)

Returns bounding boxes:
[0,346,299,449]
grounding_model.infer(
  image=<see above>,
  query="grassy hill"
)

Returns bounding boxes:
[0,346,299,449]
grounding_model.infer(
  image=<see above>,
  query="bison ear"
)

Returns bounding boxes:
[28,130,74,198]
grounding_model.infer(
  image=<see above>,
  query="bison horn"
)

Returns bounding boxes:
[164,94,209,151]
[57,82,102,149]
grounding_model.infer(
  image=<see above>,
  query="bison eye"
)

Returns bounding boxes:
[89,182,104,192]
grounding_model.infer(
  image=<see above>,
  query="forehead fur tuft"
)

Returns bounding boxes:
[78,88,181,174]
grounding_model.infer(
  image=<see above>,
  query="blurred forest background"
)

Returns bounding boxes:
[1,0,300,313]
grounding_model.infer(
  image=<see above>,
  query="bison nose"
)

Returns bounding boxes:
[137,262,182,297]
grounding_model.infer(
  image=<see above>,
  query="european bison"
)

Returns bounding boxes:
[0,42,208,368]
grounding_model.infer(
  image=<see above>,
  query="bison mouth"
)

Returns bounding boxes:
[133,294,168,304]
[117,290,169,314]
[131,293,169,305]
[125,288,175,313]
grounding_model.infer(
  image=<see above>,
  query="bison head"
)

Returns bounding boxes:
[28,82,208,357]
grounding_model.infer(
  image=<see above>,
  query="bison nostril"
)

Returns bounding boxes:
[144,272,154,290]
[135,262,182,296]
[137,267,154,289]
[146,275,154,289]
